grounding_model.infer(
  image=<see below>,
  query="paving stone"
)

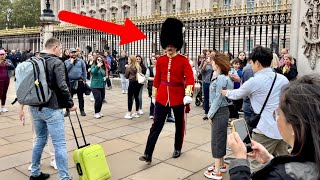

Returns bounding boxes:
[100,139,138,156]
[0,138,10,146]
[0,141,32,158]
[120,129,173,144]
[0,168,28,180]
[107,150,161,180]
[0,150,49,171]
[94,126,143,140]
[0,126,32,138]
[165,149,213,172]
[96,119,138,129]
[124,162,193,180]
[130,136,198,161]
[4,131,33,143]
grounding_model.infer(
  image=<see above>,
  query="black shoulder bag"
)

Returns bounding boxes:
[247,73,277,128]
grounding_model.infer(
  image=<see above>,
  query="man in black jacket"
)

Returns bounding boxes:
[118,50,129,94]
[19,37,76,180]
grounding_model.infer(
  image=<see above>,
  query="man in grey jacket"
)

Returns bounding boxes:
[64,48,87,116]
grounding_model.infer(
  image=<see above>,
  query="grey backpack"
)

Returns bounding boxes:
[15,56,52,105]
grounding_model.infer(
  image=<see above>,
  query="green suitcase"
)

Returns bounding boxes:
[68,112,111,180]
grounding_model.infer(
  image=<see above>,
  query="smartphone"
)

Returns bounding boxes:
[231,119,253,152]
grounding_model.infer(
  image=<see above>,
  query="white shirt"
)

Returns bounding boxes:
[226,68,289,139]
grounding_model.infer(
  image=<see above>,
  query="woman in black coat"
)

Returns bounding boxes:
[227,74,319,180]
[276,54,298,81]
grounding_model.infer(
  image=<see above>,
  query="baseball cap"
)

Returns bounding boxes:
[69,48,77,52]
[0,49,5,55]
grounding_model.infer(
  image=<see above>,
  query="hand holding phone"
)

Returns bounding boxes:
[231,119,253,152]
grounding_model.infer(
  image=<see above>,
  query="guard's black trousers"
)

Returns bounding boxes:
[144,102,185,157]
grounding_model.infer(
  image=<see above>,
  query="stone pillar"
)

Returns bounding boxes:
[290,0,320,75]
[161,0,167,14]
[175,0,181,12]
[40,0,59,51]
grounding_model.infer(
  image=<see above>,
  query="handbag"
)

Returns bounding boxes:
[137,72,146,84]
[247,73,277,128]
[84,83,92,95]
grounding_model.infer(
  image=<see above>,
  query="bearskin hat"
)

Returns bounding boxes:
[160,18,184,51]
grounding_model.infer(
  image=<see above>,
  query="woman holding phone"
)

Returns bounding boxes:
[90,55,107,119]
[228,74,319,179]
[0,49,14,113]
[204,53,233,180]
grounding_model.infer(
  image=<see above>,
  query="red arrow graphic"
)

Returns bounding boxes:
[58,10,147,45]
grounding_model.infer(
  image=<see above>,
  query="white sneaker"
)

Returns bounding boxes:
[125,90,128,94]
[94,113,101,119]
[131,112,140,118]
[149,116,154,119]
[90,97,94,102]
[1,108,8,112]
[99,112,104,117]
[50,159,58,170]
[122,90,125,94]
[138,109,144,115]
[28,164,32,171]
[124,112,132,119]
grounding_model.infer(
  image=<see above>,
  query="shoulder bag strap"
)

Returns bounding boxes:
[259,73,277,114]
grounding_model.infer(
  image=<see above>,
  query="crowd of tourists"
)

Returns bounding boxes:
[0,32,319,180]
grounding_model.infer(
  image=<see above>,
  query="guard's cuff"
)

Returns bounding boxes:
[152,87,157,98]
[185,85,193,96]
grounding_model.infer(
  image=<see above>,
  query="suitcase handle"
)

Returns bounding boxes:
[76,163,83,176]
[68,111,90,149]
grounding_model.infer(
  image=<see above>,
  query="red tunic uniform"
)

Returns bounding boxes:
[153,54,194,106]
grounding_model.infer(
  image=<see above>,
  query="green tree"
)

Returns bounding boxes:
[11,0,41,28]
[0,0,12,30]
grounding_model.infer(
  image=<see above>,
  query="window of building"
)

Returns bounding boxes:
[101,14,105,20]
[81,0,85,6]
[246,39,254,53]
[172,4,176,13]
[124,11,128,18]
[273,0,280,11]
[225,0,230,15]
[187,2,191,12]
[101,0,105,4]
[247,0,254,13]
[223,39,229,52]
[91,0,95,5]
[73,0,76,7]
[112,13,116,19]
[159,6,162,15]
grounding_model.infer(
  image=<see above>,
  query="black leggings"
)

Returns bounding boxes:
[92,88,105,113]
[128,81,142,112]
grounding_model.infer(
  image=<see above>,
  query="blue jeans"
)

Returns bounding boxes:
[30,107,69,180]
[203,83,210,114]
[120,73,129,91]
[138,85,143,110]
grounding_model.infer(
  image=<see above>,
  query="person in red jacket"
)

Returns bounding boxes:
[139,18,194,163]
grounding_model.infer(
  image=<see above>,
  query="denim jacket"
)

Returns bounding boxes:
[208,74,233,119]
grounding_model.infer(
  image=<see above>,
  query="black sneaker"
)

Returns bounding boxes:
[80,110,86,116]
[30,172,50,180]
[139,154,152,164]
[172,150,181,158]
[64,111,69,117]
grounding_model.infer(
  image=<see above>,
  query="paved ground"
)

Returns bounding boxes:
[0,79,232,180]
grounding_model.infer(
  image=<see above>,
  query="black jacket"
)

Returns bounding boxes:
[276,65,298,81]
[40,53,74,109]
[229,156,317,180]
[118,56,128,74]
